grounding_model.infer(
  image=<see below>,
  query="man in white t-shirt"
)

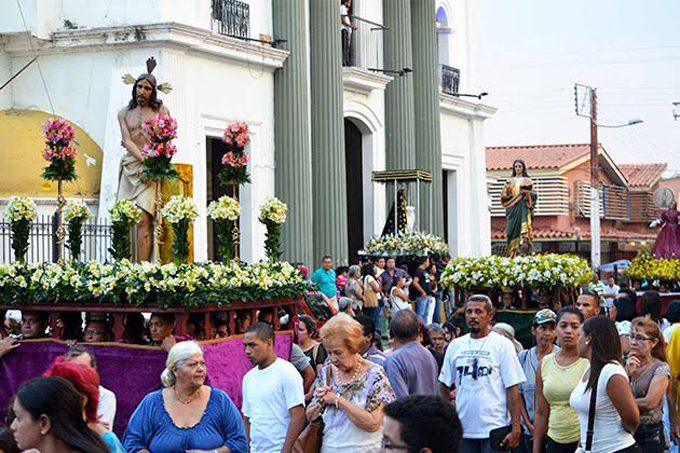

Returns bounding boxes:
[63,345,117,430]
[601,276,621,311]
[242,322,305,453]
[340,0,355,66]
[439,295,525,453]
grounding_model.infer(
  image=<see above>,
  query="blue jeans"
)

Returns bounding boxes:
[415,295,431,323]
[461,438,504,453]
[663,398,677,452]
[432,290,443,324]
[363,307,381,334]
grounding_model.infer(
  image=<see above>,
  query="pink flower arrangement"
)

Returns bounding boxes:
[42,145,77,161]
[143,113,178,142]
[141,113,178,158]
[222,122,250,148]
[42,118,75,147]
[40,117,79,181]
[142,141,177,158]
[221,151,248,168]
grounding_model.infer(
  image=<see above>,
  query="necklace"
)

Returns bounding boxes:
[335,357,363,386]
[468,331,491,354]
[173,385,200,405]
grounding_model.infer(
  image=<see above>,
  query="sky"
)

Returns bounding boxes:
[473,0,680,175]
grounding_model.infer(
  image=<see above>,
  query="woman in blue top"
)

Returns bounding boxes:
[123,341,247,453]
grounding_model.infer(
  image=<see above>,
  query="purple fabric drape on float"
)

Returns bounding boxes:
[0,333,292,437]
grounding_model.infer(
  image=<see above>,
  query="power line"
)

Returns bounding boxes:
[15,0,55,115]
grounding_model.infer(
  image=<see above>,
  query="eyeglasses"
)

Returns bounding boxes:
[380,438,411,450]
[630,334,653,342]
[84,329,106,336]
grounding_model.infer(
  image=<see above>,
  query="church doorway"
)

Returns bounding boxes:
[344,118,364,263]
[206,136,239,261]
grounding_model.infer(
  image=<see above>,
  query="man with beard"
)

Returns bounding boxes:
[117,57,170,262]
[241,323,305,453]
[439,295,525,453]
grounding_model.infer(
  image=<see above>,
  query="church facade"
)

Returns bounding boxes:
[0,0,493,264]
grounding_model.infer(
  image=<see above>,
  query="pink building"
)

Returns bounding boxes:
[486,143,666,263]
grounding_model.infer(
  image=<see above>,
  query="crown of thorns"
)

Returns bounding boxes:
[121,57,173,94]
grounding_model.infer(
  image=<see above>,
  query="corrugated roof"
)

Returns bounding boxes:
[486,143,591,171]
[619,163,667,188]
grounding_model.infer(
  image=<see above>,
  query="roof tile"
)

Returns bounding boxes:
[491,228,655,241]
[619,163,667,188]
[486,143,591,171]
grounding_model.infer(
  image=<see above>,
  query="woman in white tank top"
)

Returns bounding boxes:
[390,276,411,314]
[569,316,640,453]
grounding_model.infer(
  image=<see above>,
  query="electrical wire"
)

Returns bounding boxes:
[15,0,55,115]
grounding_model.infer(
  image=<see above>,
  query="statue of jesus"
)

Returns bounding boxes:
[117,58,170,261]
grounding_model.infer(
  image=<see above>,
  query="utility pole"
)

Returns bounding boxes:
[576,83,642,269]
[589,88,601,269]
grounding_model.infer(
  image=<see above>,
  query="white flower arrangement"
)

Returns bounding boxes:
[162,195,199,224]
[63,199,90,223]
[259,197,287,224]
[110,199,141,225]
[207,196,241,221]
[4,196,37,222]
[0,260,309,308]
[364,231,449,256]
[440,254,592,290]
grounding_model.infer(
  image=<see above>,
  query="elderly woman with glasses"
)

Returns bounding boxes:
[345,265,365,312]
[123,341,247,452]
[626,316,671,453]
[306,314,395,452]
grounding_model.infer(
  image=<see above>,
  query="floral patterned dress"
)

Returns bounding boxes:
[312,361,395,452]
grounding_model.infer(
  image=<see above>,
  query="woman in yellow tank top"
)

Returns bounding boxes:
[533,306,590,453]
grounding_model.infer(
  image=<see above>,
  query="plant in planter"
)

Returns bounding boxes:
[108,199,141,261]
[3,196,36,263]
[218,122,251,186]
[161,195,199,265]
[63,199,90,261]
[207,195,241,263]
[258,197,287,262]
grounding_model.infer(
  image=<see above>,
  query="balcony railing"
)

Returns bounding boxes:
[211,0,250,39]
[342,15,387,70]
[0,215,112,264]
[440,64,460,95]
[629,192,659,223]
[575,181,630,221]
[488,176,570,217]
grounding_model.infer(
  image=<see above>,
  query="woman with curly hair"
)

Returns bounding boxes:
[306,314,395,452]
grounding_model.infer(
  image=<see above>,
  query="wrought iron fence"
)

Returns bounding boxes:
[0,215,113,264]
[440,64,460,95]
[211,0,250,39]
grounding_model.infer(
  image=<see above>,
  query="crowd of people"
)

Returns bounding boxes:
[2,259,680,453]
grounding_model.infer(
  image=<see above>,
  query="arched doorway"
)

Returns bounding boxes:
[344,118,364,262]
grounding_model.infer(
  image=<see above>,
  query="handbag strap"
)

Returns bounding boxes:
[325,364,332,387]
[585,369,600,452]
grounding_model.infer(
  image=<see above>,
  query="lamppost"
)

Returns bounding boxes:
[575,84,643,269]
